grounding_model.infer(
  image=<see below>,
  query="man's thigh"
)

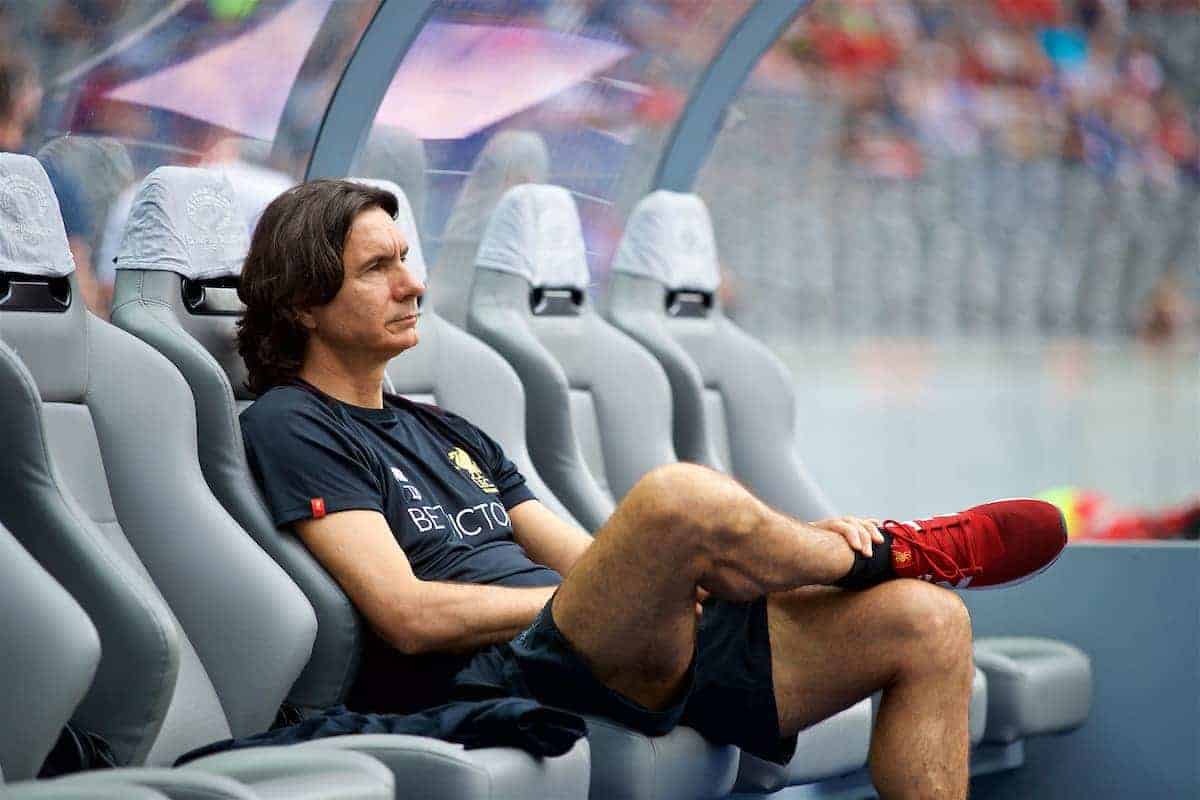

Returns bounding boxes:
[767,581,967,734]
[550,489,701,710]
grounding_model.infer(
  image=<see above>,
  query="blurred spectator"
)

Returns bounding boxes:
[38,136,137,318]
[0,44,41,154]
[1136,271,1196,345]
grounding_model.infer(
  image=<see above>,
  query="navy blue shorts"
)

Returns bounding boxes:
[453,595,797,765]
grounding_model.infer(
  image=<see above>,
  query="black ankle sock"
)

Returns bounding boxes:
[833,531,896,591]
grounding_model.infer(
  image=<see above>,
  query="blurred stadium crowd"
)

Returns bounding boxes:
[0,0,1197,341]
[698,0,1200,341]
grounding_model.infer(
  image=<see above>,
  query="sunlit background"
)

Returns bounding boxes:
[2,0,1195,523]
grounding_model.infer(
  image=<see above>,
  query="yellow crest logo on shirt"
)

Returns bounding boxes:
[447,447,498,494]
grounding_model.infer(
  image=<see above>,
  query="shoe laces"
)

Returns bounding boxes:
[882,516,983,585]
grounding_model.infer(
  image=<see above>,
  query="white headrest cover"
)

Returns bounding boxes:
[475,184,588,289]
[351,177,428,286]
[612,190,719,292]
[0,153,75,277]
[117,166,248,279]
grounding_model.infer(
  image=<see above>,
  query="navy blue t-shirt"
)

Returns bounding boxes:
[240,379,561,712]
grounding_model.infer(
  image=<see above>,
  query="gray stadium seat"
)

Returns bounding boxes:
[606,190,835,522]
[429,130,550,328]
[973,637,1092,744]
[607,188,1092,754]
[0,152,426,798]
[466,184,677,529]
[463,182,879,791]
[106,166,590,796]
[351,126,428,236]
[0,519,292,800]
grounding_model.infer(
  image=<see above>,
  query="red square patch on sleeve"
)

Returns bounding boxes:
[310,498,326,519]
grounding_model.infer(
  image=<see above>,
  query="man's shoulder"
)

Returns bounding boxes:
[240,383,333,433]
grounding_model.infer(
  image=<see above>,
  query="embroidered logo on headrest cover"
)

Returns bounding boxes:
[183,186,240,256]
[0,174,50,246]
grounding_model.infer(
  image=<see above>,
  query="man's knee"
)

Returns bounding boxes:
[887,581,973,669]
[630,463,763,545]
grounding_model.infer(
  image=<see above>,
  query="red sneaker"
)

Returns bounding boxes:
[882,499,1067,590]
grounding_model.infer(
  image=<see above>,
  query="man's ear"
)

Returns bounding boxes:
[296,308,317,330]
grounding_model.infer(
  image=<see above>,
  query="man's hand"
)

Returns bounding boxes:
[810,516,885,558]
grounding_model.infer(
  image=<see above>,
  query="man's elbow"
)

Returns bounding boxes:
[375,602,458,655]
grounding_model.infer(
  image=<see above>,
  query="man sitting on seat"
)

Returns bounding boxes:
[237,181,1066,800]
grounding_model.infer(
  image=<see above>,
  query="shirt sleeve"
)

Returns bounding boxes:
[242,397,385,526]
[443,412,536,510]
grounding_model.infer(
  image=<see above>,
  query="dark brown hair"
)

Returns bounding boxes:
[237,179,397,394]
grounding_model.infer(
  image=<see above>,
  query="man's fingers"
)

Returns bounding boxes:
[834,520,868,556]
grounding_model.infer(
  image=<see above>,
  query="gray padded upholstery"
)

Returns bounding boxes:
[0,323,182,767]
[429,130,550,327]
[0,521,101,781]
[734,699,872,793]
[582,718,737,800]
[607,272,835,521]
[468,267,677,532]
[970,667,989,746]
[0,308,316,766]
[350,125,428,235]
[0,156,401,799]
[973,637,1092,744]
[306,736,590,800]
[0,521,391,800]
[111,267,359,709]
[7,781,171,799]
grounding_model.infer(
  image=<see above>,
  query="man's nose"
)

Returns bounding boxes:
[391,265,425,299]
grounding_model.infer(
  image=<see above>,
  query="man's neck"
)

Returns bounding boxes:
[297,355,387,410]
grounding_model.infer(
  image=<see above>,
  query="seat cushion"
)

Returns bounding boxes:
[584,718,738,800]
[303,734,590,800]
[974,636,1092,744]
[734,699,872,793]
[183,746,394,800]
[970,666,988,746]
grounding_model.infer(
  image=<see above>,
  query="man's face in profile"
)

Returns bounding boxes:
[303,206,424,361]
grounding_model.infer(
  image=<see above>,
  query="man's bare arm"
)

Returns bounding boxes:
[508,499,593,577]
[295,509,553,655]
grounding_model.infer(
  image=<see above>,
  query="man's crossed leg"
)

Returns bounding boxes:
[538,463,1063,800]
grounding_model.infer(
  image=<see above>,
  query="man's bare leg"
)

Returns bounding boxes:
[769,584,973,799]
[552,462,856,708]
[551,462,973,799]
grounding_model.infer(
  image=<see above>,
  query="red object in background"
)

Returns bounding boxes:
[1077,491,1200,540]
[994,0,1063,26]
[633,85,685,126]
[810,23,898,76]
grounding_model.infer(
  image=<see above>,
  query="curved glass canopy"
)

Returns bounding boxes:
[351,1,747,273]
[5,0,1197,530]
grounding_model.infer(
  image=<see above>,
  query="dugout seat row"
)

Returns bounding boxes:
[446,180,1093,792]
[105,166,736,800]
[0,153,589,798]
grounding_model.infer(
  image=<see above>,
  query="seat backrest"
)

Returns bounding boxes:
[607,190,835,521]
[109,166,353,710]
[36,135,135,257]
[0,520,100,782]
[467,184,676,531]
[429,130,549,328]
[351,125,428,235]
[0,154,317,765]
